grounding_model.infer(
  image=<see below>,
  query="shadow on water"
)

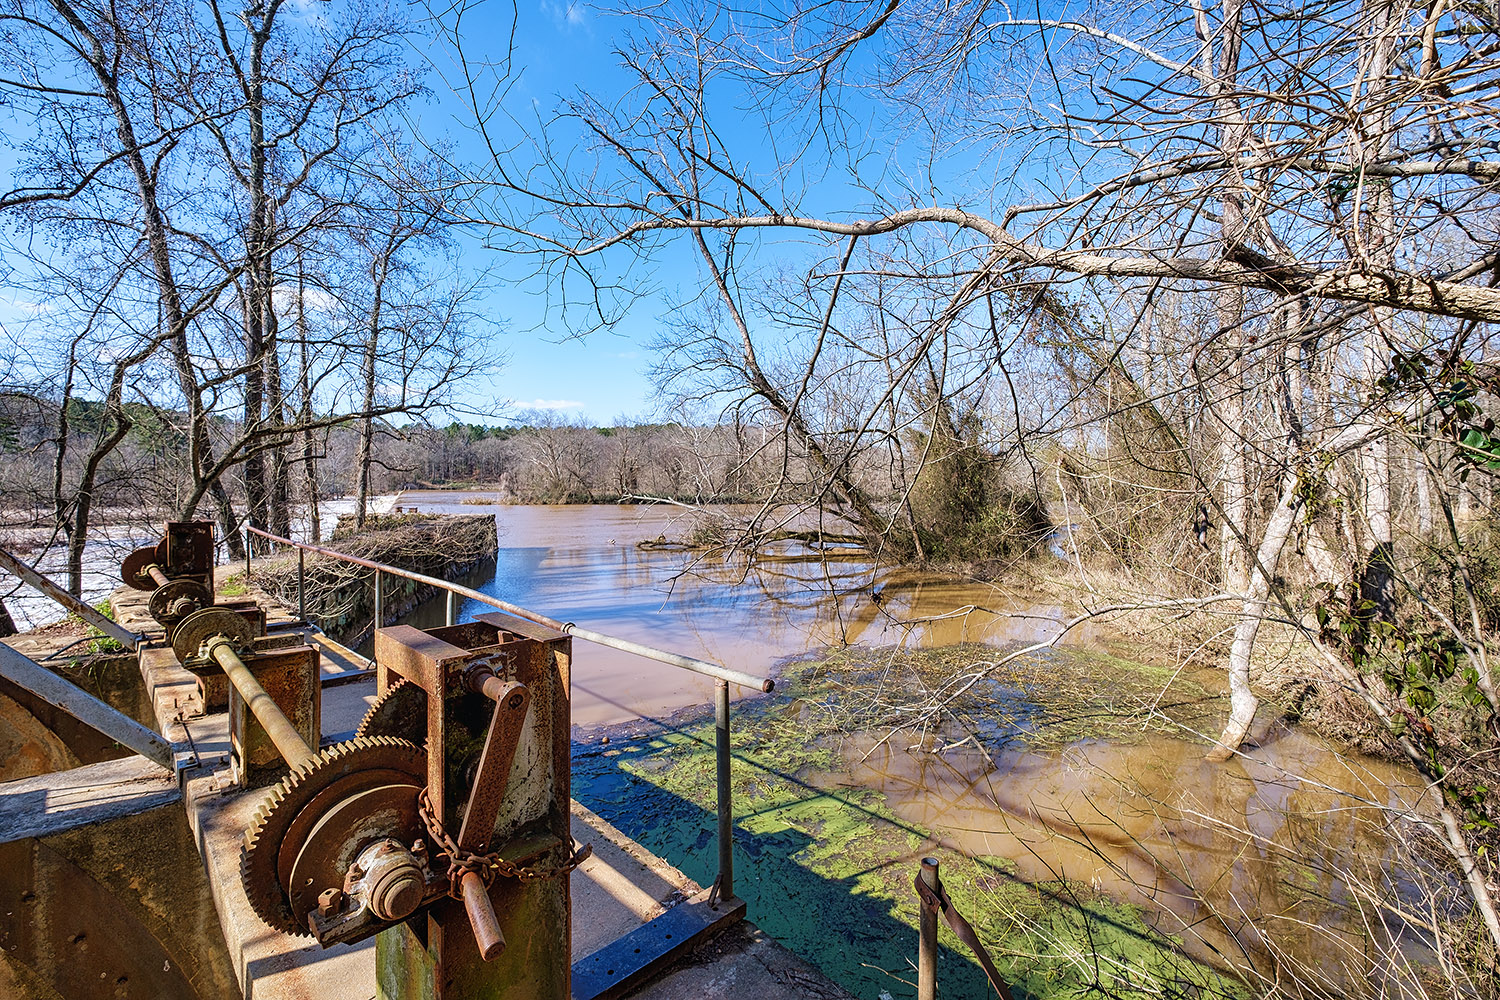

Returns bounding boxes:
[570,698,1243,1000]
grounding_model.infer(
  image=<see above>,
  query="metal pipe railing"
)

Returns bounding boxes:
[244,521,769,905]
[243,525,772,693]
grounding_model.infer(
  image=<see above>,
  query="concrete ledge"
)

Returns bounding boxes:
[0,754,178,844]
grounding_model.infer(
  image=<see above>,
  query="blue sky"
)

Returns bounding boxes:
[429,1,669,425]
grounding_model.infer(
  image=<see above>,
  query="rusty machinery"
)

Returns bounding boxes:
[121,521,217,635]
[171,600,581,999]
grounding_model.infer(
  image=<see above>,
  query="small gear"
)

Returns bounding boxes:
[240,736,426,936]
[355,678,428,745]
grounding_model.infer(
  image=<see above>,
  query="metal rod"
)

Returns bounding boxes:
[145,564,170,589]
[0,642,173,770]
[446,589,457,627]
[374,569,383,629]
[0,546,141,648]
[715,679,733,902]
[460,871,506,960]
[244,527,252,580]
[244,526,773,692]
[207,637,316,770]
[297,547,306,621]
[918,857,939,1000]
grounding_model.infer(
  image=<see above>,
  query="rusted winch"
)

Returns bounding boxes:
[178,605,581,967]
[121,521,216,635]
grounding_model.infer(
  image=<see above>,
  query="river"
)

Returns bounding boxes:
[393,494,1105,728]
[392,494,1437,997]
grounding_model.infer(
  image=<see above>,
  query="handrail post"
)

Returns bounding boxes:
[374,569,383,629]
[918,858,939,1000]
[244,526,252,580]
[715,678,733,902]
[297,546,306,622]
[446,589,457,627]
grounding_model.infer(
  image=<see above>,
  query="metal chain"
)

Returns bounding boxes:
[417,787,591,895]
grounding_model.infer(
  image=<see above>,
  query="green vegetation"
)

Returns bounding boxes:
[575,647,1246,1000]
[786,643,1222,755]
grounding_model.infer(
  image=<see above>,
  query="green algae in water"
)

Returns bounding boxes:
[572,695,1246,1000]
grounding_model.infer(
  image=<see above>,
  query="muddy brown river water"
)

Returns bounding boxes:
[387,497,1443,993]
[846,730,1434,990]
[394,495,1108,726]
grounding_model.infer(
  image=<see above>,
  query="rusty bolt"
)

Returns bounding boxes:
[507,691,524,709]
[318,888,344,917]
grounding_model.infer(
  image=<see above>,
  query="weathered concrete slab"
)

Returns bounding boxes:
[570,800,697,958]
[320,675,378,739]
[626,922,855,1000]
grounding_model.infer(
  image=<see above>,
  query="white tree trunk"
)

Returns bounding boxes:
[1208,469,1304,760]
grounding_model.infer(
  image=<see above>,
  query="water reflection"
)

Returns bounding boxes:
[392,497,1103,726]
[845,730,1438,993]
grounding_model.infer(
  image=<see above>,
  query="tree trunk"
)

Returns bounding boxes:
[296,264,322,542]
[1208,468,1305,760]
[1207,0,1260,755]
[354,254,390,528]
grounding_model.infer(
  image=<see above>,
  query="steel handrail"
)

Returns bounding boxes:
[243,525,772,693]
[245,520,764,901]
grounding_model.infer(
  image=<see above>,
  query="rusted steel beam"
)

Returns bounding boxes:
[0,641,173,770]
[0,546,141,647]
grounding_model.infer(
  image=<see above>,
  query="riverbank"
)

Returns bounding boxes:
[243,512,498,647]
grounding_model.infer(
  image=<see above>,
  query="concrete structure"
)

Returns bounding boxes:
[0,569,853,1000]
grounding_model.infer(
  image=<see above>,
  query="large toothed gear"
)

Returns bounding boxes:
[240,736,427,936]
[355,678,428,745]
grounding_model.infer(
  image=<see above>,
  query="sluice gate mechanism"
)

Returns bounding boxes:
[0,519,841,1000]
[130,524,581,998]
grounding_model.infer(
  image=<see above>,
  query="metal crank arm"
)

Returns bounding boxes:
[455,670,531,960]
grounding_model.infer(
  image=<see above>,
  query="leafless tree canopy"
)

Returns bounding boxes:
[452,0,1500,973]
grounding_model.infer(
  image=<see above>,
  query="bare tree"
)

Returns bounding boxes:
[450,0,1500,961]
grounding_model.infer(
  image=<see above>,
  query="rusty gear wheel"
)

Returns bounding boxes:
[121,544,163,591]
[240,736,426,936]
[355,678,428,745]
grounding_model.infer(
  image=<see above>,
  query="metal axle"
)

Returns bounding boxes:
[205,635,316,770]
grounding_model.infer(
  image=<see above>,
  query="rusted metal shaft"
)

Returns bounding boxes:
[207,636,316,770]
[918,858,939,1000]
[145,564,171,589]
[469,669,518,705]
[460,871,506,960]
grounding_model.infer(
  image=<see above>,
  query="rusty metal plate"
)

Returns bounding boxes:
[286,782,424,928]
[120,545,161,591]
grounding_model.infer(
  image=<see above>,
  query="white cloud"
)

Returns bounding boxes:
[272,283,339,316]
[540,1,587,28]
[517,398,586,411]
